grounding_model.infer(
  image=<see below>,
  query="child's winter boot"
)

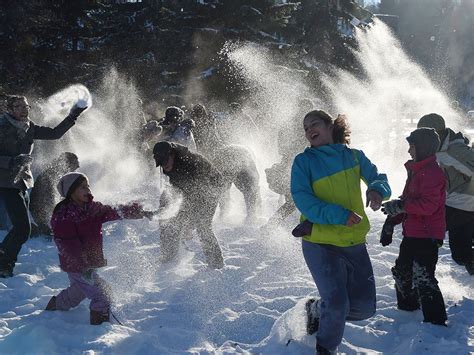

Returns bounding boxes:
[45,296,57,311]
[305,298,320,335]
[90,308,110,325]
[316,343,337,355]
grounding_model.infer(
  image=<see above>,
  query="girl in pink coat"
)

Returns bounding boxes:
[45,172,149,325]
[381,127,447,326]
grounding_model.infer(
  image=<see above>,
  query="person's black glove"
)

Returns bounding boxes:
[10,154,33,169]
[380,221,394,246]
[292,220,312,238]
[67,104,88,121]
[381,199,404,216]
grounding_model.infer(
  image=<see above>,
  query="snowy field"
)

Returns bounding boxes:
[0,186,472,355]
[1,18,473,355]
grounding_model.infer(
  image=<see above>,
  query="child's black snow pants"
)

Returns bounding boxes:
[391,237,447,325]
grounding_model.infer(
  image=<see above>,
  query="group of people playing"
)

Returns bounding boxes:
[290,110,473,354]
[0,94,473,354]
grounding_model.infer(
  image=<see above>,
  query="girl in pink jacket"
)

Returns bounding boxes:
[45,172,150,325]
[381,127,447,326]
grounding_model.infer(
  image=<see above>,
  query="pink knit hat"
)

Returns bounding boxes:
[57,172,88,198]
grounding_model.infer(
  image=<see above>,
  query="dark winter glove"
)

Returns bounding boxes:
[67,104,88,121]
[380,221,394,246]
[119,202,145,219]
[292,220,312,238]
[119,203,157,220]
[381,199,404,217]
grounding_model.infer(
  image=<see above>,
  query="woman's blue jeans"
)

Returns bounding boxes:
[302,240,376,351]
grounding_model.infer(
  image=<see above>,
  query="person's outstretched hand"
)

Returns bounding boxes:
[68,105,88,121]
[366,190,383,211]
[346,211,362,227]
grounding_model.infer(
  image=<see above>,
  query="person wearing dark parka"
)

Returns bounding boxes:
[153,141,225,269]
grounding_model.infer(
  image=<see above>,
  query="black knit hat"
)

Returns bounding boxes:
[406,128,440,162]
[163,106,184,124]
[153,141,174,167]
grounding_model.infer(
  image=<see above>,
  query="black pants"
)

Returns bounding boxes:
[446,206,474,266]
[234,167,260,219]
[0,188,31,269]
[160,195,223,268]
[392,238,447,324]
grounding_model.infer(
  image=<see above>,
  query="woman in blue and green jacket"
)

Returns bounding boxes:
[291,110,391,354]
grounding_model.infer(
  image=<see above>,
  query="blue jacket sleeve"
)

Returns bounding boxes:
[291,155,350,225]
[355,149,391,199]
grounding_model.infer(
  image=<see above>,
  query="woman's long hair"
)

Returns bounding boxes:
[52,175,88,214]
[304,110,351,145]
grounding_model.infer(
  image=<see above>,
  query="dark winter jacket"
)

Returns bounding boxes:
[389,155,446,240]
[163,144,225,204]
[0,113,76,190]
[51,200,143,273]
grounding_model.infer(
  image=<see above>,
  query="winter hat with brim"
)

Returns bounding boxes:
[57,172,88,198]
[417,113,446,132]
[406,128,440,162]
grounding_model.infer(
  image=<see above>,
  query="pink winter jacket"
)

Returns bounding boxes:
[390,155,446,240]
[51,200,143,273]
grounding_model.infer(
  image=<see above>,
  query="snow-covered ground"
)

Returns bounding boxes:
[0,186,472,355]
[1,18,472,355]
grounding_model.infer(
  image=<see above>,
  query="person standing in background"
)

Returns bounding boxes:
[417,113,474,275]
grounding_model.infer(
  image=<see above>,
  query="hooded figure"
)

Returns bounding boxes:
[406,127,440,162]
[381,127,447,325]
[153,141,225,268]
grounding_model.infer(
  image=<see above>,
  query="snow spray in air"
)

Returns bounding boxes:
[35,73,158,204]
[41,84,93,121]
[323,18,462,183]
